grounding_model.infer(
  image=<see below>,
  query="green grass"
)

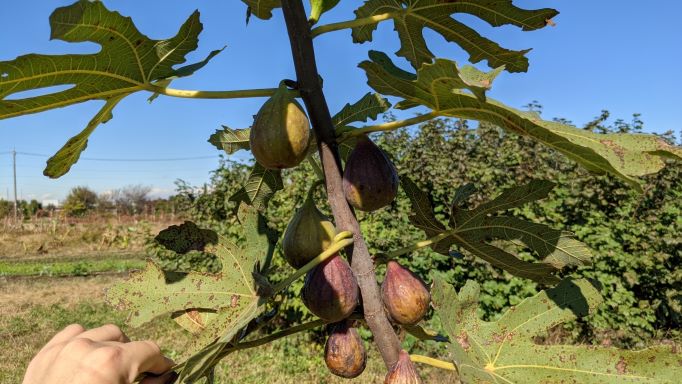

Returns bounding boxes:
[0,258,146,277]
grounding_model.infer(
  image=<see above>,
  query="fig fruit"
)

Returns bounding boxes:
[249,82,310,169]
[381,260,430,325]
[302,255,359,322]
[324,321,367,378]
[343,135,398,211]
[384,350,423,384]
[282,196,336,269]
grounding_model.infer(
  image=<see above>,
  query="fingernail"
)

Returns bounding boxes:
[164,371,179,384]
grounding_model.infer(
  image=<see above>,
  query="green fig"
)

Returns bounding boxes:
[302,255,359,322]
[282,196,336,269]
[250,82,310,169]
[384,350,423,384]
[343,135,398,211]
[381,260,430,325]
[324,321,367,378]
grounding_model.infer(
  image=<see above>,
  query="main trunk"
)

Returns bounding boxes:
[280,0,401,370]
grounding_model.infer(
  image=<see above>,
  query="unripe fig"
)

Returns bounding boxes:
[324,321,366,378]
[343,135,398,211]
[384,350,423,384]
[282,196,336,269]
[302,255,359,322]
[381,260,430,325]
[249,82,310,169]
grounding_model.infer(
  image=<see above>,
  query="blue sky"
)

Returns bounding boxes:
[1,1,681,202]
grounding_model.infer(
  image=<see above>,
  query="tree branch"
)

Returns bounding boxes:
[280,0,402,369]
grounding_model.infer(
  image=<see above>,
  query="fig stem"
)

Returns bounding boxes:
[171,318,328,372]
[310,12,396,38]
[410,354,458,372]
[236,319,326,350]
[339,111,439,140]
[144,85,284,100]
[386,230,456,258]
[270,235,354,295]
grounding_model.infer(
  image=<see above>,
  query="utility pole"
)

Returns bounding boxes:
[12,149,17,221]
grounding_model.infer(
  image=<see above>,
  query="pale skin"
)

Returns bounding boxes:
[22,324,176,384]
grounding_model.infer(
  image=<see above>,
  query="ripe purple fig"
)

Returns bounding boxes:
[343,135,398,211]
[249,82,310,169]
[282,196,336,269]
[381,260,430,325]
[324,321,367,378]
[384,350,423,384]
[302,255,359,322]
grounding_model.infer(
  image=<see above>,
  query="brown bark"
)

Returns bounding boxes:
[280,0,401,369]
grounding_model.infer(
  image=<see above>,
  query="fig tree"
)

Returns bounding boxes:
[381,260,430,325]
[343,135,398,211]
[249,82,310,169]
[302,254,358,322]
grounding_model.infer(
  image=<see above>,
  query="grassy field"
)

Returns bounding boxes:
[1,274,456,383]
[1,217,455,383]
[0,216,171,261]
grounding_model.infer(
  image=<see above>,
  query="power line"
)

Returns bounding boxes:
[15,151,221,162]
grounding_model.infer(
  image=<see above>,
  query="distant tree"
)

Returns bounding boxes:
[23,200,41,217]
[62,186,98,217]
[112,184,152,215]
[0,200,12,218]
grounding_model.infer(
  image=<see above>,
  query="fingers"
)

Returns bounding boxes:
[77,324,129,343]
[123,340,175,379]
[44,324,86,349]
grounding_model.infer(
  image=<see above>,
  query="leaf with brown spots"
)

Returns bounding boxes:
[107,203,276,374]
[432,277,682,383]
[361,52,682,192]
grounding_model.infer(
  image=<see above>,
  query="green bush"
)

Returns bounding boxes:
[157,114,680,347]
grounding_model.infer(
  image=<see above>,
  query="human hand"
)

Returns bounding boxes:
[22,324,177,384]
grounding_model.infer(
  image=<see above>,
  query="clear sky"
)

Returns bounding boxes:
[1,1,681,202]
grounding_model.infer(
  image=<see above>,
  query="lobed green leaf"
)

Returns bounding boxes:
[209,126,251,155]
[243,0,281,20]
[0,0,219,177]
[360,53,682,191]
[352,0,558,71]
[229,162,284,211]
[432,277,682,383]
[402,180,591,284]
[107,204,276,380]
[332,92,392,129]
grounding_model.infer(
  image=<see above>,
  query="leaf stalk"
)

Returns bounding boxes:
[340,112,438,139]
[311,12,396,38]
[410,354,457,371]
[270,233,354,295]
[387,229,455,258]
[144,85,280,99]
